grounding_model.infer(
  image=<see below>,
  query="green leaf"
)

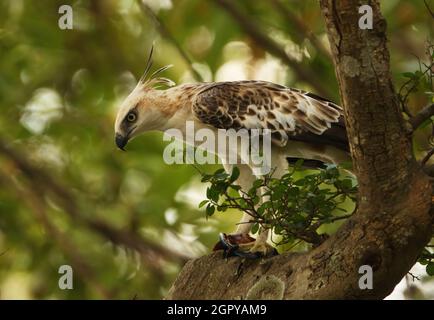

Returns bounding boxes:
[201,174,211,182]
[253,179,263,189]
[206,204,215,216]
[214,168,225,175]
[239,199,248,209]
[273,184,286,198]
[419,258,429,265]
[274,225,283,234]
[341,179,353,189]
[252,196,260,206]
[198,200,208,208]
[248,187,257,197]
[251,223,259,234]
[229,184,241,191]
[294,179,305,186]
[229,167,240,182]
[402,72,415,79]
[215,181,228,193]
[287,187,299,197]
[294,159,304,168]
[426,262,434,276]
[206,187,220,202]
[281,173,293,180]
[257,203,266,215]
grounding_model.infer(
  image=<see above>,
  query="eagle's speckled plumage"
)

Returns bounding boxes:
[191,80,347,150]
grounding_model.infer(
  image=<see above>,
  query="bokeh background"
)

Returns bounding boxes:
[0,0,432,299]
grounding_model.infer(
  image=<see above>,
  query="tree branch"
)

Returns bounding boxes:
[410,103,434,130]
[211,0,332,98]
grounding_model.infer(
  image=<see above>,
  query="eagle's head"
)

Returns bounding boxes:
[114,84,168,151]
[114,46,175,150]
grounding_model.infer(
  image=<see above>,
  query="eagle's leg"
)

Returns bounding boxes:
[213,164,277,258]
[249,228,269,252]
[226,224,275,258]
[212,208,258,256]
[247,186,276,257]
[212,164,256,256]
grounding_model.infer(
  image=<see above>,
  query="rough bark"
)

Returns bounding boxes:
[167,0,433,299]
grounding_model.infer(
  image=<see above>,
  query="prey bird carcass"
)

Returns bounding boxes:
[114,49,350,258]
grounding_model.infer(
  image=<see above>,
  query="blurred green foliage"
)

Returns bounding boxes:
[0,0,432,299]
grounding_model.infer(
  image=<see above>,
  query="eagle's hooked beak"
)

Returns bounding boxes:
[115,133,129,151]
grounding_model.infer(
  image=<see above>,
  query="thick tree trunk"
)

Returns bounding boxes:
[167,0,432,299]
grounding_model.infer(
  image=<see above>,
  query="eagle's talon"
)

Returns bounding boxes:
[214,233,237,252]
[213,232,276,259]
[248,241,278,258]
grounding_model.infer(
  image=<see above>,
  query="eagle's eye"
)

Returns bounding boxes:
[126,112,137,123]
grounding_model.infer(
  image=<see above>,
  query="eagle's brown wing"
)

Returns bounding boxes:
[192,80,349,152]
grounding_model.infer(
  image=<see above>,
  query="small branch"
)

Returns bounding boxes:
[410,103,434,130]
[398,56,433,117]
[407,271,421,281]
[211,0,332,98]
[421,147,434,166]
[419,143,434,176]
[424,0,434,19]
[136,0,203,82]
[309,213,353,232]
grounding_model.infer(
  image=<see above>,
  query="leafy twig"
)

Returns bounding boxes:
[200,164,356,246]
[421,147,434,166]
